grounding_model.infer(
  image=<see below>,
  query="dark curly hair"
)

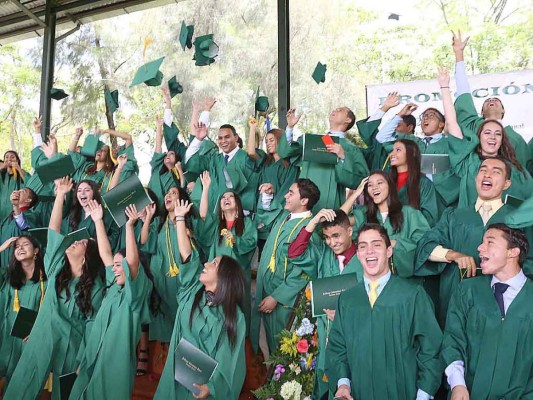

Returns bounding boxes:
[68,180,103,232]
[364,171,404,234]
[8,235,47,289]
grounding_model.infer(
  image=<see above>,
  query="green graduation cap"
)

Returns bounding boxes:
[104,88,119,114]
[193,34,219,66]
[254,86,269,116]
[81,134,105,157]
[130,56,165,87]
[179,21,194,51]
[34,154,76,184]
[312,62,327,84]
[168,76,183,98]
[50,88,69,100]
[388,13,400,20]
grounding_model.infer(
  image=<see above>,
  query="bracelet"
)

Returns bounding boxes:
[175,216,185,221]
[440,86,450,89]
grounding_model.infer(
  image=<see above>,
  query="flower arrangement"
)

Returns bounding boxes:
[253,287,318,399]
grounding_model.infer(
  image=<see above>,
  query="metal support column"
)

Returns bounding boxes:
[38,0,56,141]
[277,0,290,129]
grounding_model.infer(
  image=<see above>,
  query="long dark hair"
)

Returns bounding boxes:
[158,185,194,233]
[158,150,182,176]
[364,171,404,233]
[475,119,524,173]
[390,139,421,210]
[264,129,289,168]
[85,145,115,175]
[55,238,102,318]
[217,191,245,245]
[1,150,23,181]
[8,235,47,289]
[69,180,103,232]
[189,256,245,349]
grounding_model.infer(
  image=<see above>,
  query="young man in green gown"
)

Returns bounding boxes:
[326,223,443,400]
[277,107,368,212]
[415,157,533,325]
[443,223,533,399]
[250,178,320,355]
[288,208,363,399]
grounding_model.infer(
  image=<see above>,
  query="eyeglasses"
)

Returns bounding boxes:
[419,112,443,122]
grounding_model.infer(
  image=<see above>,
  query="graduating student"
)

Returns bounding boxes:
[247,119,298,254]
[197,172,257,332]
[69,202,152,399]
[185,101,259,212]
[325,224,443,400]
[149,185,195,343]
[443,223,533,399]
[452,30,530,167]
[0,235,46,386]
[341,171,431,277]
[0,149,29,221]
[251,178,320,354]
[277,107,369,211]
[4,178,104,400]
[389,139,442,226]
[438,61,533,207]
[415,157,532,325]
[154,200,246,399]
[288,208,363,399]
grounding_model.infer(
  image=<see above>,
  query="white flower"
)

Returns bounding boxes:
[280,380,303,400]
[296,318,315,336]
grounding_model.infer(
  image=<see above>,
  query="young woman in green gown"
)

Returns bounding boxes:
[154,199,246,399]
[389,139,442,226]
[3,177,104,400]
[0,150,29,221]
[197,172,257,332]
[0,235,46,386]
[341,170,431,277]
[69,201,152,399]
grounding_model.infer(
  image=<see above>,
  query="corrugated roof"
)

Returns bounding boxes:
[0,0,180,44]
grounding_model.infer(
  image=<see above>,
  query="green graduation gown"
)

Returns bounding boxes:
[154,249,246,399]
[325,275,443,399]
[397,175,442,227]
[185,140,259,212]
[0,170,28,221]
[147,153,182,209]
[356,117,389,172]
[455,92,530,168]
[353,205,430,277]
[69,259,152,399]
[442,276,533,399]
[149,218,202,342]
[4,229,104,400]
[447,133,533,208]
[277,133,369,212]
[114,216,159,255]
[250,211,319,354]
[414,204,520,326]
[0,265,45,385]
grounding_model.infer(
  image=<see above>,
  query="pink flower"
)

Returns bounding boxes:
[296,339,309,354]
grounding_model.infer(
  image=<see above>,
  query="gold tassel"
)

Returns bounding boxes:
[268,256,276,272]
[322,373,329,382]
[167,263,179,277]
[109,149,118,165]
[382,153,391,171]
[39,270,45,307]
[13,289,20,312]
[12,167,18,181]
[220,229,234,248]
[43,373,53,391]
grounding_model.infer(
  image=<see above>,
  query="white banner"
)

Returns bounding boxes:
[365,69,533,142]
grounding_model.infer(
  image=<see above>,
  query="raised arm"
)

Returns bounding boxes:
[88,199,114,266]
[124,204,140,279]
[154,115,163,154]
[438,68,463,138]
[69,128,83,152]
[140,202,156,245]
[246,117,260,160]
[340,177,369,215]
[452,30,471,96]
[199,171,211,220]
[96,128,133,147]
[174,199,194,262]
[49,177,73,232]
[107,154,127,191]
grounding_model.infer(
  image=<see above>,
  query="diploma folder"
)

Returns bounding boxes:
[420,154,450,175]
[102,174,151,227]
[504,194,524,208]
[302,134,339,165]
[174,338,218,395]
[310,273,358,317]
[10,306,38,339]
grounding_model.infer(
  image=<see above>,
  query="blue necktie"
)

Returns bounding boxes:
[493,282,509,319]
[224,154,229,165]
[424,137,433,148]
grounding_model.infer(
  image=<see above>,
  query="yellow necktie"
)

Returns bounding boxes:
[480,202,493,225]
[368,281,380,308]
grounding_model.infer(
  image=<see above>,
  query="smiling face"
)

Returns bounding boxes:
[396,119,413,135]
[478,228,516,275]
[475,158,511,201]
[357,229,392,280]
[4,151,18,169]
[95,145,109,162]
[323,225,353,255]
[164,187,180,211]
[420,110,445,135]
[390,142,407,168]
[200,256,220,289]
[478,121,503,157]
[218,128,238,154]
[367,173,390,207]
[77,182,94,208]
[284,183,306,213]
[14,237,38,262]
[112,253,126,286]
[265,133,278,154]
[65,239,88,258]
[481,98,505,119]
[220,192,236,213]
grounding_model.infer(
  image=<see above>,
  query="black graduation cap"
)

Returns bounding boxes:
[388,13,400,20]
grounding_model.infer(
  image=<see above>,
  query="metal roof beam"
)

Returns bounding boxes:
[8,0,47,28]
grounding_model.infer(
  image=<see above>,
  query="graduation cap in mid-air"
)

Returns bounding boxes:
[50,88,69,100]
[388,13,400,20]
[254,86,269,116]
[193,34,219,66]
[130,57,165,87]
[104,88,119,113]
[168,76,183,98]
[312,62,327,84]
[179,21,194,50]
